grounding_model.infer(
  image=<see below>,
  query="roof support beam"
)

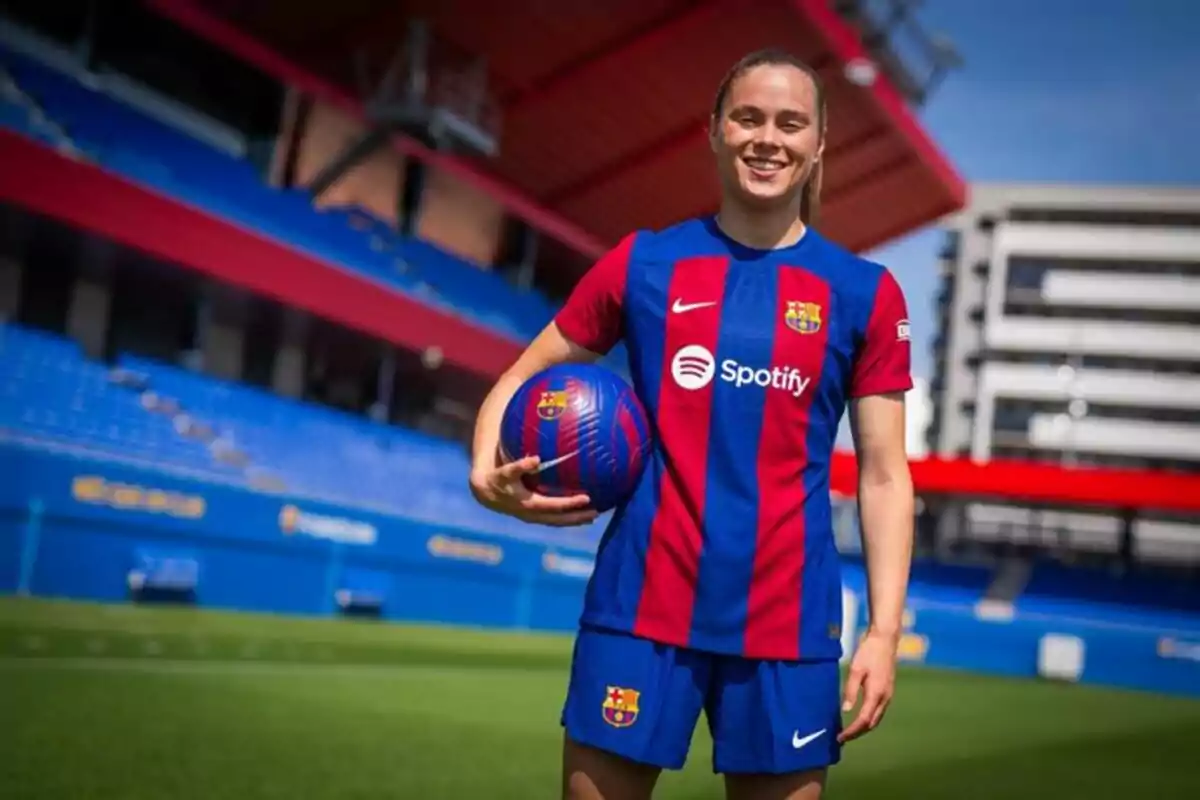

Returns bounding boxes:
[142,0,608,259]
[306,126,392,198]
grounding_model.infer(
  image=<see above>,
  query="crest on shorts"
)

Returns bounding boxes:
[602,686,640,728]
[537,390,568,421]
[785,301,822,334]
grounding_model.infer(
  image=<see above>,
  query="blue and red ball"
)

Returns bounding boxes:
[499,364,652,513]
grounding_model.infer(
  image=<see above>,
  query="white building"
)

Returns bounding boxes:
[928,183,1200,565]
[905,377,931,458]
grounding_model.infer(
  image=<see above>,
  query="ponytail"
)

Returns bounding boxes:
[801,157,823,227]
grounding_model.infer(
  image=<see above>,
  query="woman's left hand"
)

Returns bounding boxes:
[838,629,898,743]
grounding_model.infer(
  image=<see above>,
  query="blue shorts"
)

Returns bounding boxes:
[561,625,842,775]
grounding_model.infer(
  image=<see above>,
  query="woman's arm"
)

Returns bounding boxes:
[852,391,914,640]
[838,390,914,743]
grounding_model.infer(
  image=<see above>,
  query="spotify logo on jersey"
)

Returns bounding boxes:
[670,345,716,390]
[670,345,812,399]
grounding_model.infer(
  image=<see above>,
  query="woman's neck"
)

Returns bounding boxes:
[715,200,807,251]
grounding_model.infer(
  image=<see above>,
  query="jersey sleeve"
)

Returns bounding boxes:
[850,268,914,398]
[552,232,636,355]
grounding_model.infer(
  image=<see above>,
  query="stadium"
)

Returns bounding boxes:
[1,1,1198,798]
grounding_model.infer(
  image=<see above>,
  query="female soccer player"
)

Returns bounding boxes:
[469,48,914,800]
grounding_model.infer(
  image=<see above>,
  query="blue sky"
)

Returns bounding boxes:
[863,0,1200,380]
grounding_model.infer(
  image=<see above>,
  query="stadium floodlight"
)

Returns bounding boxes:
[832,0,963,107]
[843,57,879,86]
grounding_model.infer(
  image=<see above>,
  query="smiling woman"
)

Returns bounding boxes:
[468,47,915,800]
[709,49,827,242]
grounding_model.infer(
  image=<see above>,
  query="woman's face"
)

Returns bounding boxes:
[712,63,824,211]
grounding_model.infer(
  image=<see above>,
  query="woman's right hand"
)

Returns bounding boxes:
[469,454,599,527]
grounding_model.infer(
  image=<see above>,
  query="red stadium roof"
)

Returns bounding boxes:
[147,0,967,262]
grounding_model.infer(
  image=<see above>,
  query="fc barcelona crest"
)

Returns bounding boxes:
[537,390,569,421]
[785,301,822,335]
[602,686,640,728]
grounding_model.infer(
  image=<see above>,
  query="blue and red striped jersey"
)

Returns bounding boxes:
[553,217,912,662]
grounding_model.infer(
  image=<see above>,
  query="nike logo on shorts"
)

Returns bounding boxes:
[792,729,827,749]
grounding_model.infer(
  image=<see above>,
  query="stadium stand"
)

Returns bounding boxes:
[0,321,591,541]
[1019,560,1200,630]
[840,555,995,606]
[0,324,227,474]
[0,38,559,345]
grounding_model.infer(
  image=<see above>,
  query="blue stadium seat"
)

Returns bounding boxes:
[113,351,606,538]
[1019,561,1200,630]
[0,322,607,541]
[840,555,995,606]
[909,560,996,603]
[0,325,227,473]
[14,329,605,540]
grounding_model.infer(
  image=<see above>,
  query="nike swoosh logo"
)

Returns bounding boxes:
[671,299,716,314]
[792,729,826,749]
[536,450,579,472]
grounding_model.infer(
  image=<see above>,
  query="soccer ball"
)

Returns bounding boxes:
[499,364,652,513]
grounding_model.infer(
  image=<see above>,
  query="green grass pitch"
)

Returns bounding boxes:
[2,597,1198,799]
